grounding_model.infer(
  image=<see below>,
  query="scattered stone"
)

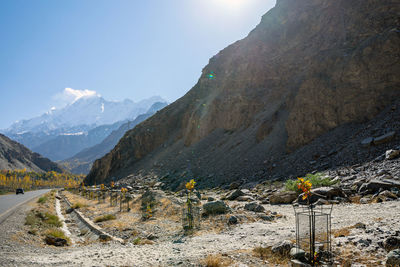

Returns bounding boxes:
[354,222,366,229]
[386,249,400,266]
[360,197,371,204]
[45,236,68,246]
[359,180,400,194]
[244,202,265,212]
[146,233,158,240]
[203,201,230,215]
[99,234,112,242]
[271,240,292,255]
[379,190,398,200]
[65,208,74,214]
[374,131,396,145]
[207,196,215,202]
[290,259,312,267]
[236,196,255,202]
[383,236,400,252]
[290,247,306,260]
[386,150,400,160]
[259,215,274,221]
[269,191,298,205]
[228,216,238,225]
[225,189,245,201]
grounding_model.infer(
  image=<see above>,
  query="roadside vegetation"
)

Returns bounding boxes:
[0,169,84,193]
[285,172,338,193]
[24,190,70,246]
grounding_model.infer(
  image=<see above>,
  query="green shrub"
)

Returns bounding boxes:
[285,173,338,192]
[133,237,141,245]
[94,214,116,223]
[37,196,47,204]
[45,228,70,244]
[44,212,62,227]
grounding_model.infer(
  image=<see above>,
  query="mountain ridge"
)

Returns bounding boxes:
[0,133,62,172]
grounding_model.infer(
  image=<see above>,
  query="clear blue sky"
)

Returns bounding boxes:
[0,0,276,129]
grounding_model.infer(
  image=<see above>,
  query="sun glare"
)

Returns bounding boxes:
[217,0,245,10]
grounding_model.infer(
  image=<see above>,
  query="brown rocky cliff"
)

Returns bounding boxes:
[86,0,400,186]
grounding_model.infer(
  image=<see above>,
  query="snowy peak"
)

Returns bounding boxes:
[4,95,167,134]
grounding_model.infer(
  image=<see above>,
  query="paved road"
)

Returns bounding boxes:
[0,189,51,218]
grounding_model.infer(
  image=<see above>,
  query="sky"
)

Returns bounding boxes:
[0,0,276,129]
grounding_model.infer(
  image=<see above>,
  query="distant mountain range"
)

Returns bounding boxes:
[0,133,62,172]
[62,101,168,174]
[1,94,167,163]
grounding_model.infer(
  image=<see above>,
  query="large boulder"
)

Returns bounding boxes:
[269,191,298,205]
[203,201,230,215]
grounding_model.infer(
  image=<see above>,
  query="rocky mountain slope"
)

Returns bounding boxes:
[0,134,62,172]
[86,0,400,187]
[62,102,168,174]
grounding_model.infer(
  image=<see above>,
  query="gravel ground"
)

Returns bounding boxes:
[1,198,399,267]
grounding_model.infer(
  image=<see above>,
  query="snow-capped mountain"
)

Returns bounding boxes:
[1,94,167,161]
[5,95,165,134]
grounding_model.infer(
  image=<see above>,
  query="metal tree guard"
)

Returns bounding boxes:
[182,203,201,231]
[293,204,333,265]
[110,191,118,206]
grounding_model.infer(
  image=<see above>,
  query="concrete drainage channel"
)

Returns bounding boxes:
[57,190,123,244]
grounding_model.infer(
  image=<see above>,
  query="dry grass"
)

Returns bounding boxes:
[334,244,384,266]
[132,237,154,245]
[332,227,351,238]
[201,254,232,267]
[45,228,70,243]
[349,195,362,204]
[94,214,116,223]
[252,246,290,265]
[71,202,87,209]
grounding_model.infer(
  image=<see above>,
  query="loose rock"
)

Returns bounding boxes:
[244,202,265,212]
[203,201,230,215]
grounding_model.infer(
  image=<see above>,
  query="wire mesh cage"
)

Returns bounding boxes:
[293,204,333,265]
[120,193,132,212]
[182,203,201,231]
[110,191,118,207]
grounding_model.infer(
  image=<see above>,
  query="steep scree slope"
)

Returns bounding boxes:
[86,0,400,187]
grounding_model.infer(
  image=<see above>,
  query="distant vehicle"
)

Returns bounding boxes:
[16,188,24,194]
